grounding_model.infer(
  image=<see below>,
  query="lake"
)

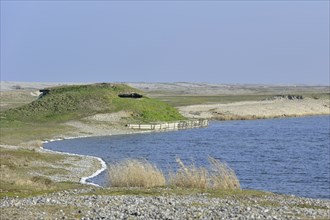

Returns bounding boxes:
[45,116,330,199]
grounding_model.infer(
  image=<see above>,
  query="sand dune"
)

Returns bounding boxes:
[178,98,329,120]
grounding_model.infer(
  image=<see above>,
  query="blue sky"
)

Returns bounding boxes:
[1,1,329,84]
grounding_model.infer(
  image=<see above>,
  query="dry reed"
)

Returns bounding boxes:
[107,157,240,190]
[208,157,240,189]
[169,157,240,190]
[107,159,166,187]
[169,158,209,189]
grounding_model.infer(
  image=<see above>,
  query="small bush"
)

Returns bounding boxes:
[108,159,166,187]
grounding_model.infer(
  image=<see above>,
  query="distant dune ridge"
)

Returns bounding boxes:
[1,81,329,125]
[178,98,329,120]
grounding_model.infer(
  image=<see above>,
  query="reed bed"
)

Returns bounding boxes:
[107,157,240,190]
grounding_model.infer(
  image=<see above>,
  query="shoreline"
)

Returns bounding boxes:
[40,145,107,187]
[40,128,154,187]
[0,143,108,187]
[2,116,330,219]
[1,82,329,218]
[1,185,329,219]
[40,113,330,188]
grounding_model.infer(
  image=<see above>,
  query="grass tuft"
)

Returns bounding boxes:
[107,157,240,190]
[0,147,88,198]
[31,176,53,186]
[169,157,240,190]
[169,158,209,189]
[208,156,240,189]
[108,159,166,188]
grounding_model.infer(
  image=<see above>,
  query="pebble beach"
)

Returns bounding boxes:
[1,188,330,219]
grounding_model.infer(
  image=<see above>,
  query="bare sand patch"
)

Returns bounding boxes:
[178,98,330,120]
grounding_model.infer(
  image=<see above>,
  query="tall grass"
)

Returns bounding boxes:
[207,157,240,189]
[169,158,209,189]
[107,157,240,190]
[107,159,166,187]
[169,157,240,190]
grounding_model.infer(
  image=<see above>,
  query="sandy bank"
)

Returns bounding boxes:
[178,98,329,120]
[0,144,103,186]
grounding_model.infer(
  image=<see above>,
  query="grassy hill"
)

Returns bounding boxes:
[2,83,184,122]
[0,83,185,145]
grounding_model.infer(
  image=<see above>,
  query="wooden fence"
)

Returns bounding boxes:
[126,119,209,130]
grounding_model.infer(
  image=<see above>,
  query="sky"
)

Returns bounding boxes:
[0,1,329,84]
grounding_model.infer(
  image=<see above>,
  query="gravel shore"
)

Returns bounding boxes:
[1,188,329,220]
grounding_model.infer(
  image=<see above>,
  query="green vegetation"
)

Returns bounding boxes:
[2,83,184,123]
[83,187,269,199]
[149,93,330,107]
[149,95,272,106]
[0,83,185,145]
[0,121,70,145]
[1,83,328,200]
[0,83,186,197]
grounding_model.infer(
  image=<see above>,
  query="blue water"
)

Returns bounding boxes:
[45,116,330,199]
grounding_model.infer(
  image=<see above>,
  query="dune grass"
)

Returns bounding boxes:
[0,89,37,112]
[1,83,184,124]
[107,159,166,187]
[107,157,240,190]
[169,157,240,190]
[148,94,273,107]
[169,158,208,189]
[0,83,185,145]
[147,92,329,107]
[0,147,87,198]
[207,157,241,189]
[0,121,70,145]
